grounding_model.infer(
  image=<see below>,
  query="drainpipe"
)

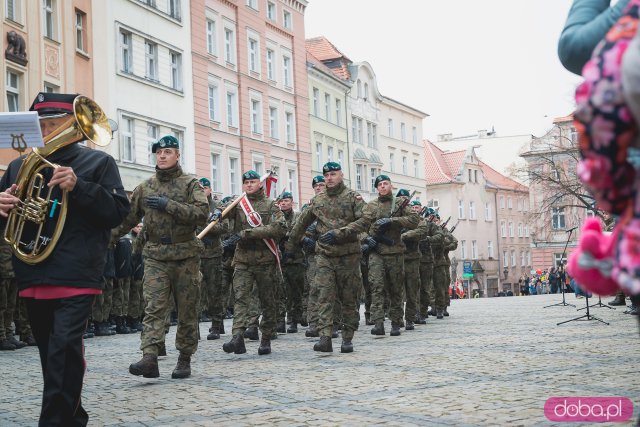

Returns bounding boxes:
[493,190,501,298]
[344,86,352,187]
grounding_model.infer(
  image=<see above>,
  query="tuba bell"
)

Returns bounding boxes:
[3,95,112,264]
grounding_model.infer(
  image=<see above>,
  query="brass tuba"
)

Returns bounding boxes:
[3,96,112,264]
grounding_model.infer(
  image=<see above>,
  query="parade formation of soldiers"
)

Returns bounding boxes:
[0,143,460,379]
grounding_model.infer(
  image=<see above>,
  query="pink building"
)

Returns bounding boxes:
[191,0,311,205]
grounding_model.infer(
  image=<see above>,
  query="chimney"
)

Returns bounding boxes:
[478,129,488,138]
[437,133,453,142]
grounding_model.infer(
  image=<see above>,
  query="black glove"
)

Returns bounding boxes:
[282,251,294,263]
[306,222,317,235]
[375,217,392,230]
[302,237,316,253]
[365,236,378,249]
[222,233,241,250]
[361,244,370,254]
[145,195,169,211]
[208,208,223,223]
[318,230,337,245]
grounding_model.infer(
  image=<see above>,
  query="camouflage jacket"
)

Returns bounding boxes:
[231,188,287,265]
[402,218,441,261]
[199,196,228,259]
[281,209,305,264]
[416,220,445,264]
[443,229,458,266]
[115,164,209,261]
[285,181,374,257]
[432,227,456,267]
[0,239,15,279]
[367,195,419,255]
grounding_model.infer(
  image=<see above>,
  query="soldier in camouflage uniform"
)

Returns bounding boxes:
[285,162,374,353]
[127,223,145,332]
[0,239,26,350]
[92,246,117,336]
[301,176,324,337]
[430,214,451,319]
[112,230,134,334]
[222,170,287,356]
[117,135,209,379]
[442,226,458,317]
[399,199,426,330]
[197,178,228,340]
[365,179,418,336]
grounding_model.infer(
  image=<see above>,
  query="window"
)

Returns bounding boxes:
[356,164,363,190]
[43,82,58,93]
[267,1,276,20]
[312,88,319,116]
[147,123,158,165]
[247,0,257,9]
[586,208,596,218]
[253,161,263,175]
[554,253,567,267]
[511,250,516,267]
[521,251,525,267]
[414,159,419,178]
[209,153,221,192]
[285,111,294,144]
[121,117,134,162]
[370,167,377,192]
[352,117,358,144]
[509,221,514,237]
[356,80,362,98]
[389,153,395,172]
[224,27,235,64]
[472,240,477,260]
[43,0,55,40]
[226,89,237,127]
[474,170,478,183]
[6,0,18,21]
[327,146,334,162]
[229,157,239,194]
[469,201,476,220]
[170,51,182,90]
[525,224,529,237]
[527,251,531,266]
[145,40,158,80]
[412,126,417,144]
[485,202,492,221]
[551,168,560,180]
[248,37,259,73]
[487,241,494,258]
[338,150,344,166]
[335,99,342,126]
[402,156,408,175]
[250,99,262,134]
[367,122,373,147]
[507,197,513,209]
[206,19,216,55]
[283,9,292,29]
[501,221,506,237]
[468,169,472,182]
[388,119,393,137]
[518,223,523,237]
[325,93,331,121]
[401,122,406,141]
[208,84,219,121]
[363,83,369,100]
[517,198,523,211]
[461,240,467,259]
[357,118,363,145]
[499,196,505,209]
[6,70,20,112]
[552,207,566,230]
[120,30,133,73]
[427,199,439,209]
[503,251,508,268]
[458,200,465,219]
[145,0,157,6]
[168,0,180,19]
[283,55,291,87]
[372,123,377,148]
[269,106,278,138]
[267,49,275,80]
[75,11,86,52]
[288,169,297,201]
[315,143,322,168]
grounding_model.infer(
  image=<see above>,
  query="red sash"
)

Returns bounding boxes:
[238,196,282,273]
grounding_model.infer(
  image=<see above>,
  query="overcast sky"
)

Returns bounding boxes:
[304,0,583,140]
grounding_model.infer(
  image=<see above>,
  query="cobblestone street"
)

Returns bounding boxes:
[1,293,638,426]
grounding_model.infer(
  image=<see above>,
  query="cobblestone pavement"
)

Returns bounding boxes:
[1,293,638,426]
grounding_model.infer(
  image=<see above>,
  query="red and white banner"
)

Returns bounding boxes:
[238,195,281,274]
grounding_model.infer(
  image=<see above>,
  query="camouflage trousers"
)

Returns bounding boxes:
[112,277,131,317]
[404,258,421,322]
[419,262,434,317]
[306,256,318,325]
[315,253,361,339]
[283,263,305,323]
[140,256,200,356]
[301,262,309,322]
[128,279,143,319]
[14,296,32,337]
[275,276,287,323]
[368,252,405,325]
[200,256,225,329]
[231,262,277,337]
[445,266,452,307]
[0,278,17,339]
[91,277,113,322]
[433,264,448,310]
[361,257,371,320]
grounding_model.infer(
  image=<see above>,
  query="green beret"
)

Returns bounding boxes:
[312,175,325,187]
[151,135,179,153]
[396,189,410,198]
[422,207,436,218]
[411,200,422,206]
[221,196,233,204]
[281,191,293,200]
[199,177,211,187]
[322,162,341,174]
[374,174,391,188]
[242,170,261,182]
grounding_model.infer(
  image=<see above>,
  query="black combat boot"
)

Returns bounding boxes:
[300,318,308,327]
[219,322,226,335]
[271,331,278,340]
[341,339,353,353]
[258,338,271,355]
[370,321,385,336]
[428,307,436,316]
[87,321,96,335]
[94,321,111,337]
[115,317,133,334]
[244,326,259,341]
[364,312,372,325]
[415,315,426,325]
[171,353,191,379]
[313,336,333,352]
[444,307,450,317]
[129,354,160,378]
[287,321,298,333]
[0,339,16,351]
[609,292,627,306]
[127,316,143,332]
[405,321,415,331]
[8,335,26,349]
[390,324,401,336]
[305,324,319,337]
[436,309,444,319]
[21,335,37,346]
[331,325,339,338]
[223,334,246,354]
[200,312,211,323]
[158,341,167,357]
[276,320,286,333]
[207,328,220,340]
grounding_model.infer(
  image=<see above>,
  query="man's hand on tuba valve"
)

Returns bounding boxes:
[48,166,77,192]
[0,184,19,217]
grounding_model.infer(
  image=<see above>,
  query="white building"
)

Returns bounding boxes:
[93,0,194,190]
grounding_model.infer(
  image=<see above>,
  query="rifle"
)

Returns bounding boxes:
[440,216,452,229]
[449,220,460,233]
[371,190,416,246]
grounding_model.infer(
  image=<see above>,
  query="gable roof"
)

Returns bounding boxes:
[424,141,459,184]
[305,36,351,80]
[479,161,528,192]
